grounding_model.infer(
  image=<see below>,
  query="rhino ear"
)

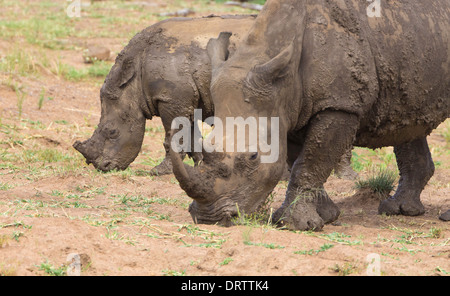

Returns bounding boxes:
[207,32,232,69]
[248,41,295,86]
[118,58,136,88]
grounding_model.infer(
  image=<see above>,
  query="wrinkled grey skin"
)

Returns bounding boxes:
[73,15,256,174]
[73,14,357,177]
[170,0,449,230]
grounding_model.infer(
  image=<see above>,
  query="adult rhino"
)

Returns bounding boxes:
[73,14,356,177]
[170,0,449,230]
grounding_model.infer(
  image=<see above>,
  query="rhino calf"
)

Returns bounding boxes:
[73,14,358,178]
[73,15,256,174]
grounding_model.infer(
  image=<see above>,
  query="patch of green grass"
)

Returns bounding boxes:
[304,231,363,246]
[294,243,334,255]
[0,182,13,191]
[330,262,359,276]
[231,193,276,228]
[441,120,450,146]
[243,240,285,249]
[162,269,186,276]
[176,224,228,248]
[0,0,76,49]
[351,147,397,173]
[0,263,17,276]
[355,168,397,198]
[62,61,112,81]
[219,257,233,266]
[0,221,32,230]
[0,48,38,76]
[11,231,24,242]
[37,261,66,276]
[14,84,27,119]
[435,267,449,275]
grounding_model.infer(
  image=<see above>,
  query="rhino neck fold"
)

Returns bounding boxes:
[139,70,158,119]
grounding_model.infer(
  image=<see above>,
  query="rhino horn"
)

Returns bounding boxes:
[169,132,217,202]
[249,41,295,86]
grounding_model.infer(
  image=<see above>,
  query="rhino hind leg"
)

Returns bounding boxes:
[273,110,359,231]
[378,137,434,216]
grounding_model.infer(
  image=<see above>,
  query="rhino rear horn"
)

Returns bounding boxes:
[207,32,232,69]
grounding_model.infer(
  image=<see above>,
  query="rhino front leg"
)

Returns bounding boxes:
[334,147,358,180]
[378,137,434,216]
[273,110,359,231]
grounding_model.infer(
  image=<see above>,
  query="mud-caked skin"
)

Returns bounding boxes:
[73,14,356,177]
[73,15,256,174]
[169,0,449,230]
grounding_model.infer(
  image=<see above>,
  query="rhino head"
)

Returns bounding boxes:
[170,21,303,225]
[73,53,149,172]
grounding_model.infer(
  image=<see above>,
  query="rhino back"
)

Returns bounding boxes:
[359,0,449,147]
[156,15,255,52]
[300,0,449,148]
[141,15,256,120]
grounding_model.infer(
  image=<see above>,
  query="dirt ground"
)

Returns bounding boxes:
[0,0,449,276]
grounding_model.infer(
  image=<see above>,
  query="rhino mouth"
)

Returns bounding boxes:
[188,197,241,227]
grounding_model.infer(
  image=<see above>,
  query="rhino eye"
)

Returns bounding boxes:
[108,129,120,139]
[249,152,258,160]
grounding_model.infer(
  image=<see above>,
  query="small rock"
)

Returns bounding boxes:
[439,210,450,221]
[83,46,111,63]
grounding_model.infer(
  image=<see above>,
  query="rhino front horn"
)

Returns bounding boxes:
[168,133,216,202]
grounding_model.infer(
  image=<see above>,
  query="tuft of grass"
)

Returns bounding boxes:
[14,84,27,119]
[231,193,276,228]
[0,182,13,191]
[37,261,66,276]
[38,88,45,110]
[219,257,234,266]
[61,61,112,81]
[355,168,397,199]
[0,48,37,76]
[294,243,334,255]
[243,240,285,249]
[330,262,359,276]
[162,269,186,276]
[0,263,17,276]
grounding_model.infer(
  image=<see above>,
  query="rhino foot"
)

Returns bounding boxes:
[439,210,450,221]
[315,191,341,224]
[378,195,425,216]
[149,157,173,176]
[273,189,340,231]
[273,201,325,231]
